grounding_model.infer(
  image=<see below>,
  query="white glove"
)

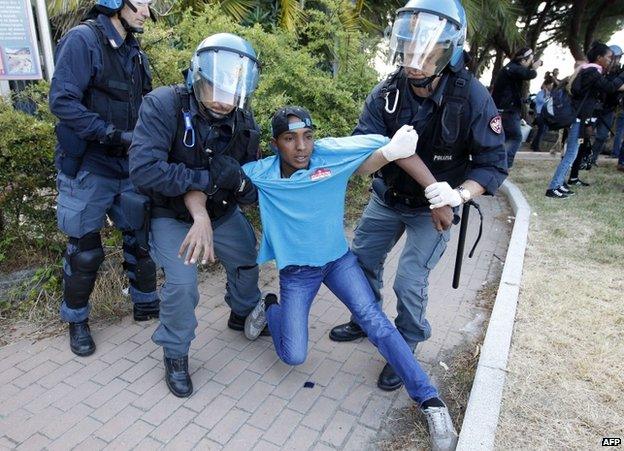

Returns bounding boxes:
[425,182,462,209]
[380,124,419,162]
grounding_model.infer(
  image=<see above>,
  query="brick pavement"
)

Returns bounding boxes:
[0,193,510,450]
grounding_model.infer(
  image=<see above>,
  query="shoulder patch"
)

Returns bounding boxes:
[489,115,502,134]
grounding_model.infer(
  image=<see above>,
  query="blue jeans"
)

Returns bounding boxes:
[548,120,581,190]
[150,209,260,358]
[502,111,522,168]
[350,193,450,350]
[268,251,439,404]
[56,170,157,322]
[612,112,624,157]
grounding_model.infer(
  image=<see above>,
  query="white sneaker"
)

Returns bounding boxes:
[244,293,275,340]
[422,405,458,451]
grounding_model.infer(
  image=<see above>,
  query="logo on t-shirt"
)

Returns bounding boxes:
[310,168,332,181]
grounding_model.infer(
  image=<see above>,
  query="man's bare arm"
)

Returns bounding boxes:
[354,150,388,175]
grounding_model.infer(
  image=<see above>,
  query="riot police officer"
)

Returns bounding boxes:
[129,34,266,397]
[328,0,508,425]
[49,0,159,357]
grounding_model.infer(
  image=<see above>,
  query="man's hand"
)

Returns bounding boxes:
[209,155,243,191]
[178,213,215,265]
[380,124,419,161]
[430,205,453,231]
[425,181,462,208]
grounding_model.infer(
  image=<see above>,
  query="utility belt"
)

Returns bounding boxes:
[56,123,126,178]
[372,177,429,210]
[87,142,128,158]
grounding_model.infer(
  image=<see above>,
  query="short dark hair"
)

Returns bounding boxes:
[586,42,611,63]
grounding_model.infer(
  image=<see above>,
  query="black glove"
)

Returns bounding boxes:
[235,173,258,205]
[101,126,133,150]
[209,154,243,192]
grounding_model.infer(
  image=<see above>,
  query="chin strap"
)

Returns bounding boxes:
[408,73,442,91]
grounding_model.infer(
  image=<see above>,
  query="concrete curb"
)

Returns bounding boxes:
[456,180,531,450]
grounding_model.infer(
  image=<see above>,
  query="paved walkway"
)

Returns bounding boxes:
[0,194,510,450]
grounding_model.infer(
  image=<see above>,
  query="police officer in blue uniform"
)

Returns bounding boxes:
[491,47,541,168]
[329,0,508,394]
[129,34,266,397]
[50,0,159,357]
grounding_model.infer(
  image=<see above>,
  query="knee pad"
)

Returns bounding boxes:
[123,241,157,293]
[64,233,105,308]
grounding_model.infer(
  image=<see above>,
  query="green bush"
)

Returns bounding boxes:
[0,90,62,266]
[142,1,379,145]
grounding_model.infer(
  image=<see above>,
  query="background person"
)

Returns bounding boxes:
[491,46,541,168]
[546,42,624,199]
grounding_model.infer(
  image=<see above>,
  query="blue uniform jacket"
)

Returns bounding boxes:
[49,14,148,178]
[353,72,508,195]
[129,86,238,197]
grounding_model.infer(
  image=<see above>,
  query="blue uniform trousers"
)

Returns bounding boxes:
[350,193,450,350]
[149,209,260,358]
[56,170,158,322]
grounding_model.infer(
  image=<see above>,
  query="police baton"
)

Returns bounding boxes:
[452,200,483,289]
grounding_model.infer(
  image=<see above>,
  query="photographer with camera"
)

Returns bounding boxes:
[492,47,541,168]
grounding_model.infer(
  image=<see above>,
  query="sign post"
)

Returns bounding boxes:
[0,0,44,81]
[35,0,54,81]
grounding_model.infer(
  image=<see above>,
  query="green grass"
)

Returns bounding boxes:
[496,157,624,449]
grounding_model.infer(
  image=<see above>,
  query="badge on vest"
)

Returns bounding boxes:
[310,168,332,181]
[489,115,502,134]
[433,155,453,161]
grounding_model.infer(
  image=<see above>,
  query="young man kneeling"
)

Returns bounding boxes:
[184,107,457,450]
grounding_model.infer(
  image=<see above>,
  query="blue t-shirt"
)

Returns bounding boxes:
[243,134,389,269]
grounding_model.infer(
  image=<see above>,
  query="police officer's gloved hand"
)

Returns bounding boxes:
[209,154,243,191]
[102,126,133,150]
[425,182,462,209]
[235,174,257,205]
[380,124,419,161]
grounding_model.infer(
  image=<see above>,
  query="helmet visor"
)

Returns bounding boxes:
[389,11,462,76]
[139,0,175,15]
[193,49,260,109]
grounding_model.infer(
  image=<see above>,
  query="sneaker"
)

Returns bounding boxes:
[618,164,624,172]
[559,184,575,195]
[545,188,568,198]
[422,404,458,451]
[567,178,590,187]
[244,293,277,340]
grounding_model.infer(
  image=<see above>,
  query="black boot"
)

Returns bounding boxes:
[69,320,96,357]
[227,311,270,336]
[164,356,193,398]
[329,321,366,342]
[377,363,403,391]
[133,299,160,321]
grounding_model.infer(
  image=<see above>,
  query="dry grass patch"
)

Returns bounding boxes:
[496,159,624,449]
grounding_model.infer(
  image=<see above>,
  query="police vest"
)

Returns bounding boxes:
[150,85,260,222]
[82,20,151,155]
[377,68,473,207]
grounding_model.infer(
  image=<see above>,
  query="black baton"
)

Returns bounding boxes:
[452,202,470,289]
